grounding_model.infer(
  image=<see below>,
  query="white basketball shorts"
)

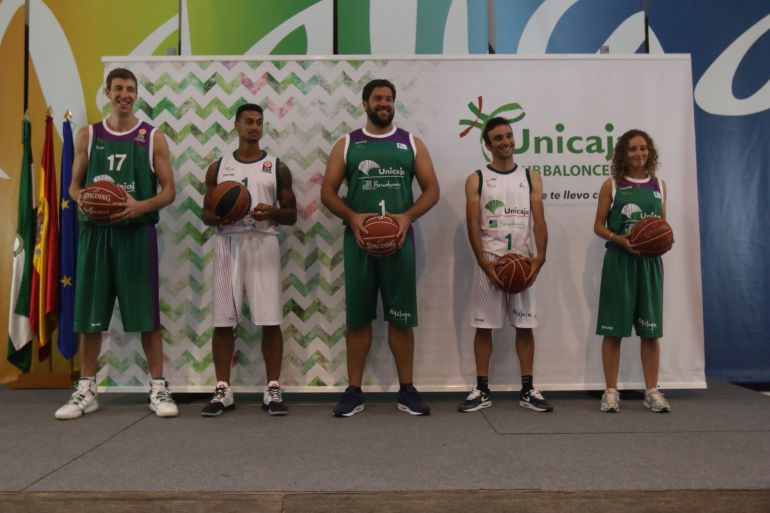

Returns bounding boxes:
[470,252,537,329]
[213,233,282,327]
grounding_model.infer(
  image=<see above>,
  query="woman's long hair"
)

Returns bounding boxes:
[611,129,659,181]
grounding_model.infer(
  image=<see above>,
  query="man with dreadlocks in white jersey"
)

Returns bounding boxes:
[458,116,553,414]
[200,103,297,417]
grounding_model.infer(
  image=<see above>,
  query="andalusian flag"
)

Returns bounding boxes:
[7,117,35,371]
[28,114,59,357]
[58,117,77,359]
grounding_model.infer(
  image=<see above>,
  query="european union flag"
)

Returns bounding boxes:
[58,118,77,359]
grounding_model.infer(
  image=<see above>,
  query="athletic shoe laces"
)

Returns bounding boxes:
[466,388,482,400]
[647,390,668,409]
[528,389,545,401]
[266,385,283,404]
[212,385,229,403]
[68,381,93,406]
[152,382,173,403]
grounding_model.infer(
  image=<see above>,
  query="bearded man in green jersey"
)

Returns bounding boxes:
[321,79,440,417]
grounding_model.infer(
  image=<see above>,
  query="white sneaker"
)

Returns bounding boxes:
[262,381,288,416]
[600,388,620,412]
[644,389,671,413]
[149,379,179,417]
[55,378,99,420]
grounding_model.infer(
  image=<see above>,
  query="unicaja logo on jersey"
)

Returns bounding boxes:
[484,199,529,217]
[621,203,643,233]
[358,160,379,176]
[484,199,505,213]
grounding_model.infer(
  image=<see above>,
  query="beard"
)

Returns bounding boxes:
[365,105,394,128]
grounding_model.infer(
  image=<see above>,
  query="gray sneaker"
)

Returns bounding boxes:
[643,389,671,413]
[600,388,620,413]
[458,387,492,412]
[55,378,99,420]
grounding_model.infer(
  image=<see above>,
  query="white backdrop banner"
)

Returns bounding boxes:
[100,55,704,392]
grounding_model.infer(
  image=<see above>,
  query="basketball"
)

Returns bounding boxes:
[629,216,674,257]
[495,253,532,294]
[361,215,400,256]
[208,181,251,223]
[80,180,127,221]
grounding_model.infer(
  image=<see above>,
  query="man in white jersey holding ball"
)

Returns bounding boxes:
[200,103,297,417]
[458,117,553,414]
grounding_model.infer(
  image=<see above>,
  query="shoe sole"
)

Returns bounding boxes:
[333,404,365,417]
[150,404,179,417]
[643,401,671,413]
[600,406,620,413]
[397,403,430,416]
[200,404,236,417]
[519,400,553,412]
[458,401,492,413]
[55,402,99,420]
[262,404,288,416]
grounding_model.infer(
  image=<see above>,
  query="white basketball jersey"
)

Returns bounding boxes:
[478,164,533,257]
[215,151,279,236]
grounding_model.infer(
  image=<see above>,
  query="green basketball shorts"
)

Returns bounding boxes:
[596,247,663,338]
[343,227,418,329]
[74,223,160,333]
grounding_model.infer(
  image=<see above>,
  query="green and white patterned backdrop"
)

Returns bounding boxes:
[96,59,384,391]
[97,56,706,393]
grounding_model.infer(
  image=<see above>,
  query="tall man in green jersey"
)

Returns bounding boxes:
[321,79,440,417]
[55,68,178,420]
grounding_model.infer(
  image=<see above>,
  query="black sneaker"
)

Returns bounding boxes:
[201,381,235,417]
[262,381,288,416]
[332,386,364,417]
[519,388,553,412]
[397,384,431,416]
[457,387,492,412]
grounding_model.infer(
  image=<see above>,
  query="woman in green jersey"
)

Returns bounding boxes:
[593,129,671,414]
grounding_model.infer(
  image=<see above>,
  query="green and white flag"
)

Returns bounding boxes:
[7,117,35,371]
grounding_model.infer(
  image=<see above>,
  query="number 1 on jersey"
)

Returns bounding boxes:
[505,233,512,251]
[379,199,386,217]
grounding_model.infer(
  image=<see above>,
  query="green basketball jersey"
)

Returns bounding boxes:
[344,126,416,214]
[82,119,159,225]
[606,176,663,236]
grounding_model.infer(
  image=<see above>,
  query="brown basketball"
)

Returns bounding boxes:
[629,216,674,257]
[80,180,127,221]
[495,253,531,294]
[207,181,251,223]
[361,215,400,256]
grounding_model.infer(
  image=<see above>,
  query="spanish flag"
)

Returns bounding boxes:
[28,114,59,357]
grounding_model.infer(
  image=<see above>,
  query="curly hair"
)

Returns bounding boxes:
[610,129,659,181]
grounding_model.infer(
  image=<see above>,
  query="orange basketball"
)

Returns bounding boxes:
[208,181,251,223]
[629,216,674,257]
[361,215,400,256]
[495,253,531,294]
[80,180,127,221]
